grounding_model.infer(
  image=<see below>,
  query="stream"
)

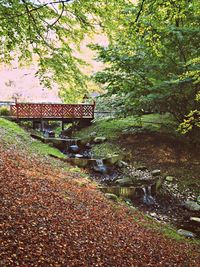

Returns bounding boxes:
[33,130,200,239]
[65,140,200,239]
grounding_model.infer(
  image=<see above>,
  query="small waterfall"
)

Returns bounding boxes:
[142,185,155,205]
[93,159,107,173]
[68,138,79,151]
[74,139,77,146]
[96,159,104,166]
[68,138,77,146]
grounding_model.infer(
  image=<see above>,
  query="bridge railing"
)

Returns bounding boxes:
[10,103,95,119]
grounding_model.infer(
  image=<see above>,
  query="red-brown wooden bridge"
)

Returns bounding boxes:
[10,102,95,128]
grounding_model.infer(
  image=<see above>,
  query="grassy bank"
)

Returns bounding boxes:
[0,118,65,159]
[75,113,178,159]
[76,113,177,140]
[75,114,200,195]
[0,117,199,249]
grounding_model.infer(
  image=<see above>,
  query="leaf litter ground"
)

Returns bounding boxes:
[0,145,199,266]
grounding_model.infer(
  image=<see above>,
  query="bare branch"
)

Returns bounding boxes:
[0,0,72,20]
[50,2,65,27]
[135,0,145,23]
[21,0,55,50]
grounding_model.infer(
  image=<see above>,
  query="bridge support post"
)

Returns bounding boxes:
[61,121,65,131]
[40,120,45,132]
[32,121,38,130]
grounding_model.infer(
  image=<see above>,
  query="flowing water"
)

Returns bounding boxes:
[33,133,199,239]
[94,159,107,173]
[142,186,156,206]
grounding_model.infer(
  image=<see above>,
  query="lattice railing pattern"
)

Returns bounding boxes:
[10,103,95,119]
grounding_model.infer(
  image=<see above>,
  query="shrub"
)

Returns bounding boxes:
[0,106,10,116]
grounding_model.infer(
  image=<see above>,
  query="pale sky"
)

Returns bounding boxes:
[0,33,108,102]
[0,0,110,102]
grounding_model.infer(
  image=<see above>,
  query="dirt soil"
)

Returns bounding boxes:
[0,144,200,266]
[119,132,200,194]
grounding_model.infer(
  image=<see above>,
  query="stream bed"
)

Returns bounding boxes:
[32,132,200,239]
[64,139,200,239]
[91,169,200,239]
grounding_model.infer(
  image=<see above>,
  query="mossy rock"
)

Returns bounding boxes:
[165,176,174,182]
[93,137,107,144]
[104,154,122,165]
[152,169,161,176]
[67,158,88,168]
[105,193,118,202]
[184,200,200,211]
[115,177,134,186]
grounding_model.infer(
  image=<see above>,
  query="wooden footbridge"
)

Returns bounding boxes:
[9,102,95,129]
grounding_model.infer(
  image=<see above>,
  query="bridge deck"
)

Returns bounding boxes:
[10,102,95,121]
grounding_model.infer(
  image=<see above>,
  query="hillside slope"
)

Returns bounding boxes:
[0,118,199,266]
[75,115,200,195]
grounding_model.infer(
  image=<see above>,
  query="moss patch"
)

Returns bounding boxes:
[92,142,122,158]
[75,114,200,196]
[0,118,65,159]
[75,113,177,141]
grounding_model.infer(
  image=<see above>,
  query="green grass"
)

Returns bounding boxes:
[75,113,177,141]
[75,113,177,159]
[1,118,199,245]
[92,142,122,158]
[0,118,65,159]
[0,106,10,116]
[133,211,200,244]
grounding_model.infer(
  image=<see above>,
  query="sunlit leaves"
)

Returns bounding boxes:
[0,0,128,101]
[0,134,200,266]
[92,0,200,128]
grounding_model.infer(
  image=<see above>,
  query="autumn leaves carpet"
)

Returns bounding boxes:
[0,146,199,266]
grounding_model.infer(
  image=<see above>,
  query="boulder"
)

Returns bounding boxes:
[151,169,161,176]
[104,154,122,165]
[165,176,174,182]
[190,217,200,223]
[67,158,88,168]
[117,160,128,168]
[93,137,107,144]
[105,193,118,202]
[136,165,148,171]
[177,229,195,238]
[115,177,134,186]
[184,200,200,211]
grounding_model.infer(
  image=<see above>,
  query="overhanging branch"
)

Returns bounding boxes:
[135,0,145,23]
[0,0,72,20]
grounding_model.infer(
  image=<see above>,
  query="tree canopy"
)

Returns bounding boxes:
[92,0,200,133]
[0,0,127,102]
[0,0,199,134]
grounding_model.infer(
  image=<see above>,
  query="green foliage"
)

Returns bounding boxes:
[91,0,200,126]
[179,110,200,134]
[92,142,121,159]
[178,58,200,135]
[75,113,176,140]
[0,118,65,158]
[0,0,127,102]
[0,106,10,116]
